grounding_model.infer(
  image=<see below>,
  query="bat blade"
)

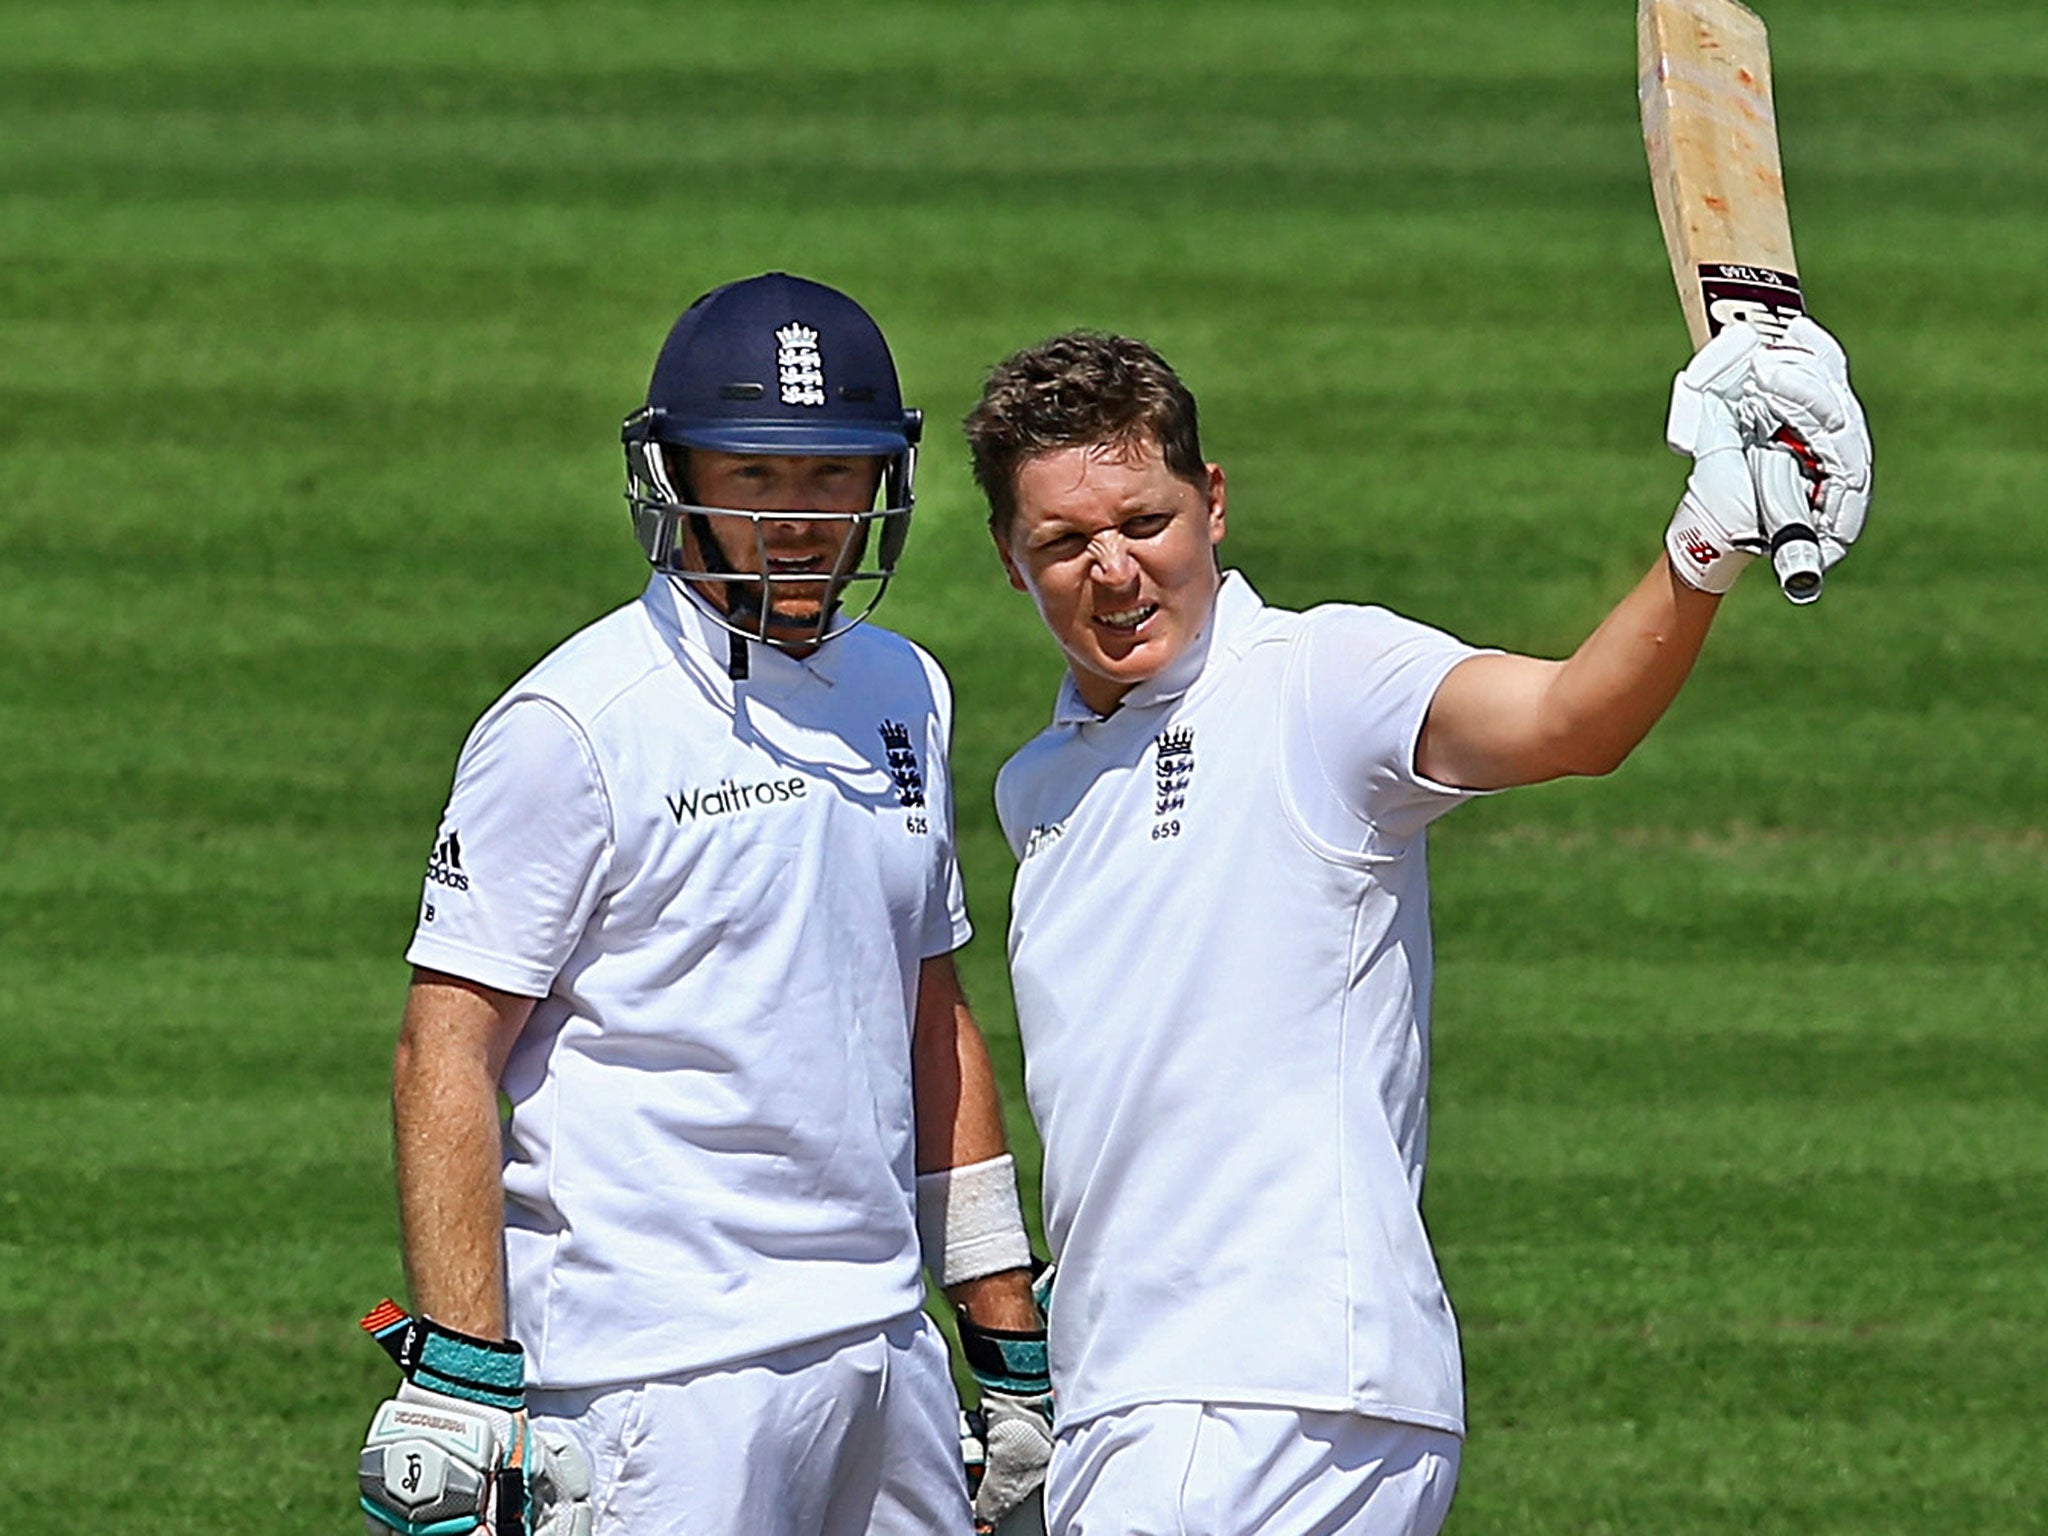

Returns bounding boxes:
[1639,0,1823,602]
[1638,0,1803,344]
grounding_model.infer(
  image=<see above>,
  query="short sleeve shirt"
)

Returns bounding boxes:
[409,577,970,1387]
[995,572,1485,1433]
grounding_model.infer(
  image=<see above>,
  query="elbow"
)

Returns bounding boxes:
[1569,743,1633,779]
[1541,725,1637,781]
[1539,695,1656,781]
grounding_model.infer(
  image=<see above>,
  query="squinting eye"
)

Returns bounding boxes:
[1125,515,1171,537]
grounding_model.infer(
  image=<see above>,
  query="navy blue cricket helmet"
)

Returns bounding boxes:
[622,272,922,645]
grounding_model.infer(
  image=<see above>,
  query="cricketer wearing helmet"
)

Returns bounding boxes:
[358,274,1050,1536]
[964,321,1870,1535]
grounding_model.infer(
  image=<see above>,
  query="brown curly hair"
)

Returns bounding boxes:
[962,331,1207,541]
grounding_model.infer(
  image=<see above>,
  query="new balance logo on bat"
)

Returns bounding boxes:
[1699,266,1804,344]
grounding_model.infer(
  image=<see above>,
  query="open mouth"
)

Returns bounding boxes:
[1095,602,1158,635]
[744,558,831,624]
[762,557,836,606]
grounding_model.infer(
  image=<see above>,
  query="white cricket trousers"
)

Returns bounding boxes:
[527,1311,973,1536]
[1047,1402,1461,1536]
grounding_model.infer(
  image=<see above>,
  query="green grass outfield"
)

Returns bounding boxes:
[3,1,2043,1530]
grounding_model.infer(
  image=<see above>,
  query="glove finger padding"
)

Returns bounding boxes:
[359,1386,520,1536]
[527,1431,595,1536]
[1741,316,1872,566]
[974,1397,1052,1532]
[1665,324,1767,593]
[958,1298,1053,1534]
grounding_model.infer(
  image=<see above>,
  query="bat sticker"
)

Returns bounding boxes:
[1696,263,1804,339]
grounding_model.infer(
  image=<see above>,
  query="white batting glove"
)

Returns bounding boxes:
[1742,315,1873,577]
[1665,318,1873,594]
[973,1389,1053,1533]
[1665,322,1769,592]
[958,1267,1055,1534]
[361,1386,592,1536]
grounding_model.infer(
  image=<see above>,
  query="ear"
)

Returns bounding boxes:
[992,526,1029,593]
[1205,462,1228,547]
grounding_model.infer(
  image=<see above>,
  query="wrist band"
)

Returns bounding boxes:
[360,1298,526,1413]
[916,1153,1032,1287]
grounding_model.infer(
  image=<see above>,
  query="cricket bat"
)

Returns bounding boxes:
[1638,0,1825,603]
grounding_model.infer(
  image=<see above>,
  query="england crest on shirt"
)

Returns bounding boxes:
[879,720,928,813]
[1151,727,1194,841]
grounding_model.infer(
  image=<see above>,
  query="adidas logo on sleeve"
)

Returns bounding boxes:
[425,829,470,891]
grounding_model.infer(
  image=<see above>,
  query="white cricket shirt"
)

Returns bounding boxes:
[995,572,1486,1435]
[408,576,970,1389]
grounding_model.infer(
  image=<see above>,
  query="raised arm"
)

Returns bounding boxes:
[1419,316,1870,793]
[1417,556,1721,790]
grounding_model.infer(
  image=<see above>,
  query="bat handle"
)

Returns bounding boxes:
[1770,525,1823,605]
[1750,437,1824,606]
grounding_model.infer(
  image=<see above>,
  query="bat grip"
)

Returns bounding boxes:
[1770,525,1823,605]
[1750,439,1825,606]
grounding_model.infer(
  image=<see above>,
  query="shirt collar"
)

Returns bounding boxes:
[642,574,839,692]
[1050,569,1262,726]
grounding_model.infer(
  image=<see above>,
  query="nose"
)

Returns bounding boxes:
[1088,532,1137,585]
[764,508,841,545]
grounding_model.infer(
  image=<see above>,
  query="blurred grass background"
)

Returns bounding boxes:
[1,1,2042,1530]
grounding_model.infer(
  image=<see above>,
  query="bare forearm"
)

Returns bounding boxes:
[394,1044,510,1336]
[1542,555,1723,775]
[917,1029,1039,1328]
[911,951,1014,1174]
[390,975,531,1339]
[946,1267,1041,1331]
[911,953,1039,1328]
[1423,554,1725,789]
[914,1015,1012,1174]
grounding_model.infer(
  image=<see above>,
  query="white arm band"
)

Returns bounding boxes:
[915,1153,1033,1288]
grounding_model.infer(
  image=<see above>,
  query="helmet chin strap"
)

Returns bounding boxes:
[684,510,765,632]
[669,451,764,636]
[662,574,752,681]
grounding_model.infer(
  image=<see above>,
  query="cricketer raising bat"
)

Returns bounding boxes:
[1638,0,1825,603]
